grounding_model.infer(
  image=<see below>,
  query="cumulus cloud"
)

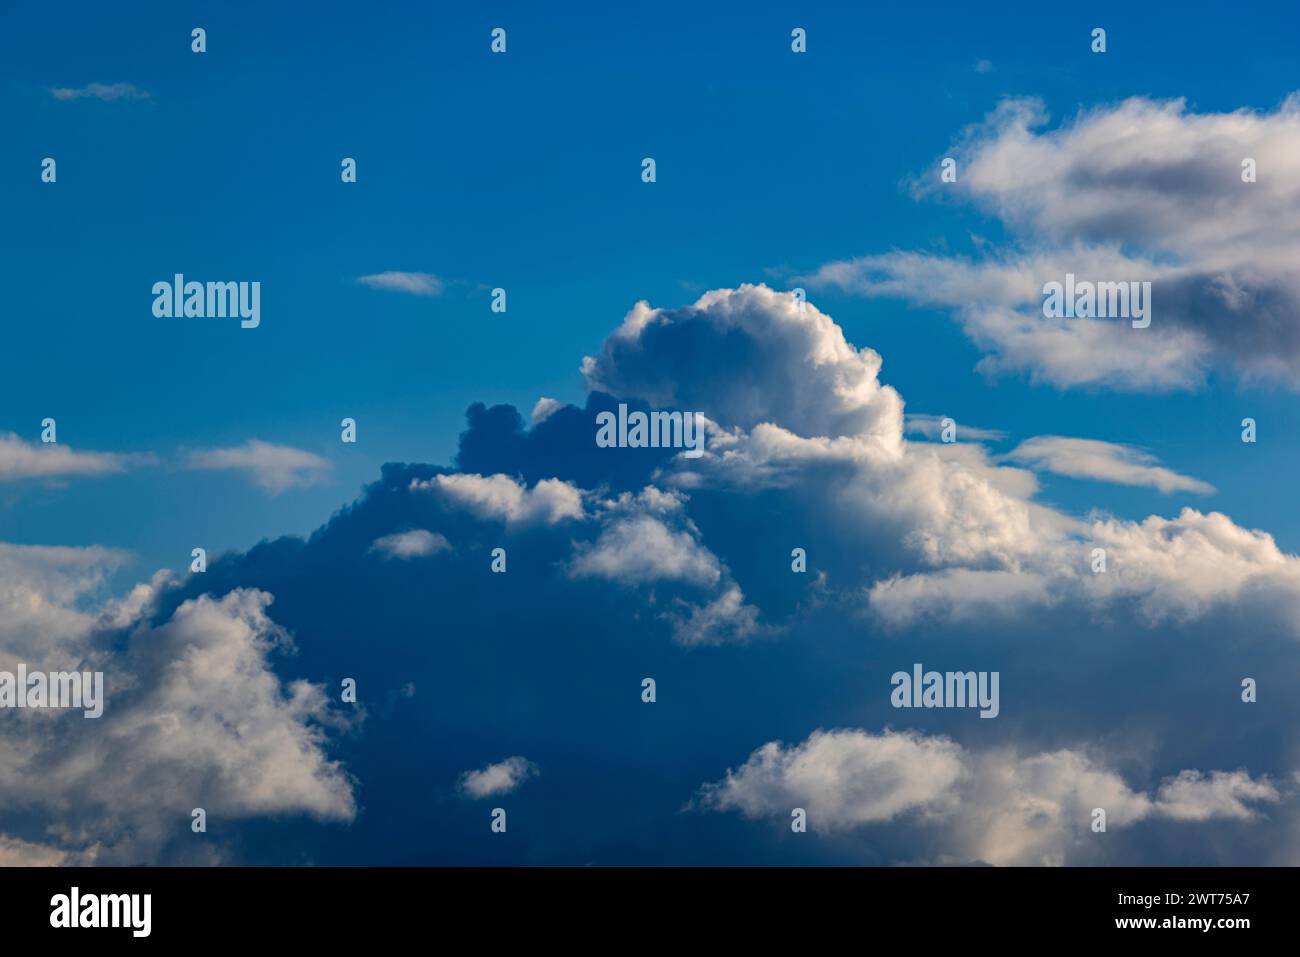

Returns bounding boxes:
[805,94,1300,390]
[569,490,721,587]
[49,82,149,101]
[0,542,129,667]
[414,473,584,526]
[0,433,149,481]
[458,757,537,798]
[0,547,356,864]
[369,529,452,559]
[13,281,1300,865]
[356,272,444,296]
[186,440,331,493]
[582,284,904,442]
[697,729,964,827]
[699,729,1281,865]
[1004,436,1214,494]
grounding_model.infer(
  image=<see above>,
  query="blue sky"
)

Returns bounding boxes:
[4,1,1300,865]
[5,0,1300,576]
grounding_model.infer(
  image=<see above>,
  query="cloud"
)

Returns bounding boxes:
[458,757,537,798]
[905,414,1007,443]
[0,835,71,866]
[698,729,963,827]
[356,272,445,296]
[1004,436,1214,494]
[699,729,1281,865]
[0,548,356,864]
[582,284,904,442]
[48,82,150,102]
[0,542,129,667]
[16,283,1300,865]
[186,440,331,493]
[804,94,1300,390]
[531,397,562,424]
[0,433,148,481]
[413,473,584,526]
[867,506,1300,632]
[369,529,452,559]
[569,490,721,587]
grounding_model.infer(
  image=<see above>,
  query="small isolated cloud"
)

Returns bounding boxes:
[186,440,331,493]
[369,529,452,559]
[1004,436,1214,494]
[49,82,149,102]
[0,433,148,481]
[569,513,722,587]
[697,729,965,828]
[457,756,537,798]
[356,272,444,296]
[906,414,1007,443]
[531,397,562,424]
[974,59,993,74]
[413,473,585,526]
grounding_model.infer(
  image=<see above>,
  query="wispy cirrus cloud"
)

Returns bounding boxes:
[185,440,331,493]
[356,272,444,296]
[1004,436,1214,494]
[0,432,151,481]
[48,82,150,102]
[906,413,1007,443]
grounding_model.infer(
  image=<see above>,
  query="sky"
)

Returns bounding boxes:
[3,0,1300,866]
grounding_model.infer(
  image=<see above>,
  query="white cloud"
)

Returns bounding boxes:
[369,529,452,559]
[698,729,964,827]
[458,756,537,798]
[582,284,904,442]
[578,287,1300,640]
[1004,436,1214,494]
[531,397,562,424]
[804,94,1300,390]
[186,440,330,493]
[699,729,1281,865]
[0,542,129,667]
[1153,770,1280,822]
[0,555,356,863]
[0,835,71,866]
[356,272,444,296]
[415,473,585,526]
[569,514,721,587]
[0,432,147,481]
[49,82,149,102]
[905,414,1007,443]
